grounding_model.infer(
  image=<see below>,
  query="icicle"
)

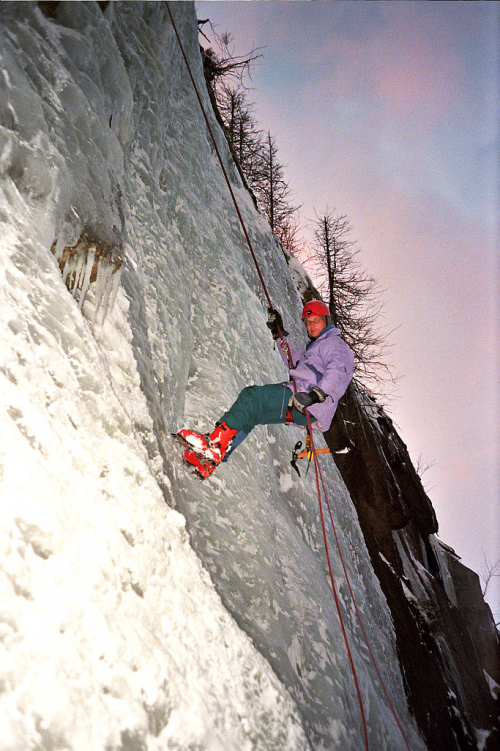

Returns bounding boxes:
[98,262,115,324]
[61,253,75,286]
[72,253,86,297]
[93,258,114,323]
[53,236,66,264]
[55,234,122,322]
[78,247,95,310]
[92,257,108,319]
[92,257,122,324]
[98,264,114,323]
[105,266,122,319]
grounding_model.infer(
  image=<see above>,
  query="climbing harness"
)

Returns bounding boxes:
[165,5,412,749]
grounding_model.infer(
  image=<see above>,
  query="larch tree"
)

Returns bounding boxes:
[252,131,299,249]
[305,208,394,391]
[199,26,300,255]
[214,83,264,184]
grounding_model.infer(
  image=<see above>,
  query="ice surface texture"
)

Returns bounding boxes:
[0,3,425,750]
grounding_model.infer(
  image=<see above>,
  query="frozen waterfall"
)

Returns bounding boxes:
[0,3,427,750]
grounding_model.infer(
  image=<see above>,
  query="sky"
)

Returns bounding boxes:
[196,0,500,615]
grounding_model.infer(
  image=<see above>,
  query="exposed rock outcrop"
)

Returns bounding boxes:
[327,383,500,750]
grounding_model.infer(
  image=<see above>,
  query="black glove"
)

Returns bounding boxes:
[266,308,289,340]
[288,387,327,415]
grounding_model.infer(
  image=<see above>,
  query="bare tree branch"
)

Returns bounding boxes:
[199,25,263,89]
[479,553,500,599]
[303,207,396,395]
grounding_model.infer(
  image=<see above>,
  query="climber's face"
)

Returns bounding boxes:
[305,315,326,339]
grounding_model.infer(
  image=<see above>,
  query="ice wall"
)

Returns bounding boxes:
[0,3,426,750]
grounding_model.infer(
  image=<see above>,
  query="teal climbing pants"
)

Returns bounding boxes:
[219,382,315,447]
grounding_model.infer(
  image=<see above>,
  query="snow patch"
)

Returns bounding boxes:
[279,471,295,493]
[483,669,500,699]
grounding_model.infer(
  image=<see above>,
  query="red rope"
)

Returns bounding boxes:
[166,4,411,749]
[313,442,412,750]
[164,1,273,311]
[306,413,370,751]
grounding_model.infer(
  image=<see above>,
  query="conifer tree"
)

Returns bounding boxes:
[251,131,299,247]
[306,208,393,390]
[214,83,263,184]
[200,27,300,254]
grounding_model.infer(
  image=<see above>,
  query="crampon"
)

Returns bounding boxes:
[173,422,237,480]
[173,428,209,454]
[172,431,218,480]
[181,448,217,479]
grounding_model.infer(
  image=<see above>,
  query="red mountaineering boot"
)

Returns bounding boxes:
[175,428,209,454]
[204,422,238,462]
[178,421,238,479]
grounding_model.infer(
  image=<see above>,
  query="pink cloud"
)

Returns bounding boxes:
[376,6,461,107]
[308,4,466,126]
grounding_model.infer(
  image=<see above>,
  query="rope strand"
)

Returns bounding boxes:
[310,426,412,751]
[165,1,273,310]
[306,413,370,750]
[313,448,411,751]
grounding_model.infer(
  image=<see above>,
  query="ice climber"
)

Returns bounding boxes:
[176,300,355,478]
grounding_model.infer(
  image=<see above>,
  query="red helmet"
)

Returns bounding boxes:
[301,300,330,319]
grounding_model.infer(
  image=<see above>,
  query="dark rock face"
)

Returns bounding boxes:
[443,550,500,688]
[326,382,500,751]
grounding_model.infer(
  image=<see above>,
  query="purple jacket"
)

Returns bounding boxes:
[279,325,354,431]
